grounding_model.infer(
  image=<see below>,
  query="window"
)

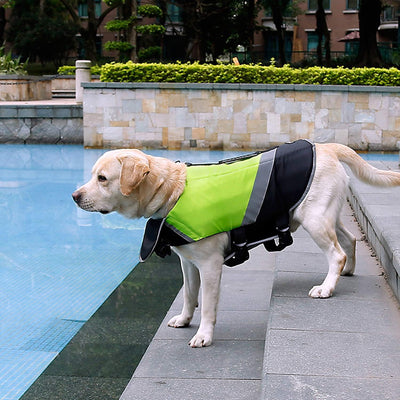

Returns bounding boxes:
[78,0,102,18]
[307,32,318,52]
[308,0,330,11]
[382,6,400,22]
[346,0,359,10]
[167,1,181,23]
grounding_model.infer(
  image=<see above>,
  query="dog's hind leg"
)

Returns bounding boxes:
[336,222,356,276]
[168,258,200,328]
[302,217,347,298]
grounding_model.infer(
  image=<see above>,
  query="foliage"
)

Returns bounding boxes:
[104,41,134,52]
[6,0,78,65]
[105,18,136,32]
[0,44,27,74]
[137,4,163,18]
[138,46,161,62]
[104,3,164,62]
[57,64,102,75]
[99,61,400,87]
[175,0,258,63]
[136,24,166,36]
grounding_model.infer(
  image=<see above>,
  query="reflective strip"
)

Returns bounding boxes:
[289,143,316,212]
[242,149,276,226]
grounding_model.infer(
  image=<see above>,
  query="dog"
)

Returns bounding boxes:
[72,141,400,348]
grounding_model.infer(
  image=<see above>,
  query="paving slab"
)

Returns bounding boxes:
[121,167,400,400]
[120,247,275,400]
[262,202,400,400]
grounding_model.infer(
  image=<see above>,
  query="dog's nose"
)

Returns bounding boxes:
[72,190,81,204]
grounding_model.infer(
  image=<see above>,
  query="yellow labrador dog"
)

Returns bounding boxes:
[72,142,400,347]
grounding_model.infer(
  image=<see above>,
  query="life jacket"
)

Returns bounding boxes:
[140,139,315,266]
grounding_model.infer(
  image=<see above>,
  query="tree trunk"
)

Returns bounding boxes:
[81,0,97,61]
[270,1,286,65]
[0,7,6,44]
[122,0,137,62]
[316,0,330,66]
[356,0,383,67]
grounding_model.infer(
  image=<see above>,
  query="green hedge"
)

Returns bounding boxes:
[57,65,102,76]
[98,61,400,86]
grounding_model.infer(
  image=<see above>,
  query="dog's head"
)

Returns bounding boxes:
[72,149,151,218]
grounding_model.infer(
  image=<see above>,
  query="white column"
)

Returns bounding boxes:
[75,60,91,103]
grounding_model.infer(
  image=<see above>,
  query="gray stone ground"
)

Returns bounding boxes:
[120,189,400,400]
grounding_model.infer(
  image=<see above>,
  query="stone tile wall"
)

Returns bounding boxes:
[83,82,400,150]
[0,104,83,144]
[0,76,52,101]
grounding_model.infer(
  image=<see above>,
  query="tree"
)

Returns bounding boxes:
[104,4,165,62]
[260,0,302,65]
[58,0,121,61]
[176,0,258,63]
[6,0,79,65]
[315,0,330,66]
[355,0,383,66]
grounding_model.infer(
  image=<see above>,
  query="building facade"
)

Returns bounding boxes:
[254,0,400,64]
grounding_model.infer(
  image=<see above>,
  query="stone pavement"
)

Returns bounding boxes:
[120,171,400,400]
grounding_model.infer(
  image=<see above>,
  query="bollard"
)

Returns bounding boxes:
[75,60,91,103]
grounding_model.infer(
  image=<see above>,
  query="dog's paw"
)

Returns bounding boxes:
[308,285,333,298]
[188,332,213,348]
[168,314,191,328]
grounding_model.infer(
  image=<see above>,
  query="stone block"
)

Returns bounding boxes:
[187,98,213,113]
[315,109,328,129]
[142,99,155,113]
[247,119,267,134]
[361,129,382,145]
[266,113,280,134]
[348,92,369,107]
[233,100,253,114]
[192,127,205,140]
[294,91,316,102]
[154,94,168,113]
[165,92,186,107]
[84,113,104,127]
[109,121,129,127]
[334,128,349,144]
[354,110,375,123]
[299,102,313,123]
[0,107,17,118]
[122,99,142,114]
[320,92,343,109]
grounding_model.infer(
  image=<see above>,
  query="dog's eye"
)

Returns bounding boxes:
[98,175,107,182]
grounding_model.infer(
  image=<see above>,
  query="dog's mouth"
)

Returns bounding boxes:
[99,210,110,214]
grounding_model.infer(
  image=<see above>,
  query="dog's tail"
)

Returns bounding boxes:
[330,143,400,187]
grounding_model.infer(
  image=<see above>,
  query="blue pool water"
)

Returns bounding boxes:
[0,145,239,400]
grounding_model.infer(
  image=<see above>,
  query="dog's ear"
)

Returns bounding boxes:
[118,155,150,196]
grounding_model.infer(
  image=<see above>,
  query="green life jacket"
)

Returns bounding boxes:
[140,140,315,266]
[165,151,273,242]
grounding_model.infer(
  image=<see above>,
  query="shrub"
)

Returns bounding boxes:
[98,61,400,86]
[57,65,102,76]
[0,46,27,75]
[138,46,161,62]
[104,41,134,52]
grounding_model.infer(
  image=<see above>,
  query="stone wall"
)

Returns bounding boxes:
[0,75,52,101]
[0,103,83,144]
[83,82,400,150]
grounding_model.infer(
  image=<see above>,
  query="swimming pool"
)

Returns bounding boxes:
[0,145,240,400]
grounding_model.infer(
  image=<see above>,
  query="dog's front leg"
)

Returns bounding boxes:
[189,257,223,348]
[168,258,200,328]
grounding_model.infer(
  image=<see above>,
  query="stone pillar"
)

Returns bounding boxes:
[75,60,91,103]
